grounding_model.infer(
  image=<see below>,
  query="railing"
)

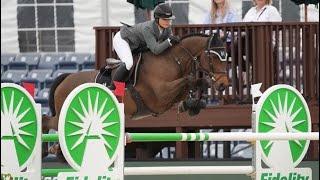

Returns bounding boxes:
[94,22,319,104]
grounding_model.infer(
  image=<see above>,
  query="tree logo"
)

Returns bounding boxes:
[1,83,40,172]
[58,83,122,171]
[256,84,311,168]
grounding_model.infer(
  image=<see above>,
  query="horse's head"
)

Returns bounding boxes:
[199,32,230,91]
[176,33,230,92]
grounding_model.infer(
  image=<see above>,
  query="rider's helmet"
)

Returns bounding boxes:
[153,3,175,20]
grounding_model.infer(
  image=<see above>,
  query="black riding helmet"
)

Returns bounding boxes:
[154,3,176,20]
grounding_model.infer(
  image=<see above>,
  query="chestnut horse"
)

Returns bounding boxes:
[42,33,230,156]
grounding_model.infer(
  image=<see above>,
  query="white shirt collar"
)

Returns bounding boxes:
[255,4,268,13]
[158,26,163,34]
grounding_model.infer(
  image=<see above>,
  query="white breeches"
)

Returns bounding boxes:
[113,31,133,70]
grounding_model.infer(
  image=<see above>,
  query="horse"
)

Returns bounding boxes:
[42,33,230,157]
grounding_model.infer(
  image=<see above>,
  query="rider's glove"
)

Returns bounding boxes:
[168,35,180,46]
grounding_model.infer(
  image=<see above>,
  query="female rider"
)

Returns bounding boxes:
[110,3,180,89]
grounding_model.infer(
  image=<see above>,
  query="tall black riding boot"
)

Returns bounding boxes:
[109,63,130,90]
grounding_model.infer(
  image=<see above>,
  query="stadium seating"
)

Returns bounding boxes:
[38,53,65,70]
[1,69,28,84]
[58,53,91,70]
[35,88,50,107]
[1,53,16,72]
[21,69,53,89]
[41,106,51,116]
[82,54,95,70]
[9,53,40,70]
[1,53,94,115]
[44,69,78,88]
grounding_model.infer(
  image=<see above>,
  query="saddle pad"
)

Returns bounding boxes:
[95,53,142,87]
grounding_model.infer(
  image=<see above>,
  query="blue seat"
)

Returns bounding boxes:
[41,106,51,116]
[59,53,91,70]
[21,69,53,89]
[35,88,50,107]
[82,54,95,70]
[53,69,78,78]
[45,69,78,88]
[1,69,28,84]
[9,53,40,70]
[57,60,78,70]
[1,53,16,71]
[38,53,66,69]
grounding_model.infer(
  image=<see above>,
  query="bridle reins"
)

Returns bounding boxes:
[176,34,228,83]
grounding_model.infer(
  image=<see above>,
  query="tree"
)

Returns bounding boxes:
[127,0,165,10]
[127,0,165,23]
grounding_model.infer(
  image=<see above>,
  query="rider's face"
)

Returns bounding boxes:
[158,18,172,29]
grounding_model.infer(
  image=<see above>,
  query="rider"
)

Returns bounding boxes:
[110,3,181,89]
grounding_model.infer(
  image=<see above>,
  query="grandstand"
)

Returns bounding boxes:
[1,53,95,116]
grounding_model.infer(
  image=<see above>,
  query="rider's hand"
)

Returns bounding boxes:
[168,35,180,46]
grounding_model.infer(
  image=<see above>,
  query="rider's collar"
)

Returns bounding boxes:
[158,26,164,34]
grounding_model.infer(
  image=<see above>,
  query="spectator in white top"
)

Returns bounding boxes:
[202,0,240,56]
[243,0,282,22]
[203,0,240,24]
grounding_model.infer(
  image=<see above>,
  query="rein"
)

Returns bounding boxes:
[175,35,228,84]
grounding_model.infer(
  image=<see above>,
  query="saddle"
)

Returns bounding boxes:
[95,53,142,87]
[95,50,159,119]
[95,45,150,87]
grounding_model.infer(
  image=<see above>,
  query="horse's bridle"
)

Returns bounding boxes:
[177,35,228,83]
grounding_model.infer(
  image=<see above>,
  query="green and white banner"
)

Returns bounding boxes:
[1,83,42,180]
[57,83,124,179]
[255,84,312,180]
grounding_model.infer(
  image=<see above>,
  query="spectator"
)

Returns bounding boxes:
[203,0,240,24]
[202,0,240,56]
[232,0,281,99]
[243,0,282,22]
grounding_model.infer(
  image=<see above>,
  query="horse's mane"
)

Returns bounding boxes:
[180,33,210,40]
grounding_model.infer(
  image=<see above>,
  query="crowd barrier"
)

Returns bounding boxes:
[1,83,319,180]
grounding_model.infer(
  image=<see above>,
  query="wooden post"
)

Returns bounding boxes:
[175,127,188,159]
[305,4,308,22]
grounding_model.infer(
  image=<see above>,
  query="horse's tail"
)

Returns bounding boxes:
[48,73,71,116]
